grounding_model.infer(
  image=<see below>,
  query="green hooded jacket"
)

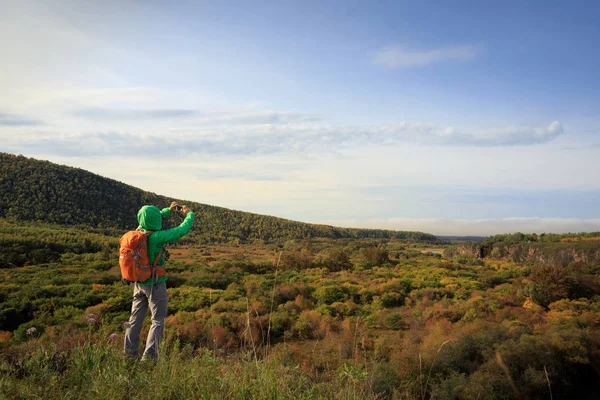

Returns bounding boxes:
[136,205,195,286]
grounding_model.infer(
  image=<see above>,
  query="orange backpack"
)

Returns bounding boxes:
[119,231,165,282]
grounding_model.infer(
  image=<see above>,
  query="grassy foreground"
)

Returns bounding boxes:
[0,339,386,400]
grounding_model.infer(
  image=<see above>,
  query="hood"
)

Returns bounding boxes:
[137,205,162,231]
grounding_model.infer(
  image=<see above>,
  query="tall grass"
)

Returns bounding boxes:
[0,339,383,399]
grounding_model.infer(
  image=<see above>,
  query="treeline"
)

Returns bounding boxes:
[485,231,600,245]
[0,221,118,268]
[0,153,437,243]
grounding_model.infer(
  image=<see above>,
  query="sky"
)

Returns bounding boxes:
[1,0,599,236]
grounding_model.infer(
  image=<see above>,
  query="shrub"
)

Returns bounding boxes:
[455,255,484,266]
[169,287,216,313]
[371,362,400,397]
[489,246,504,258]
[13,322,45,343]
[207,325,232,350]
[478,271,507,288]
[528,264,568,307]
[358,289,376,305]
[385,313,405,330]
[380,292,404,307]
[381,279,413,295]
[268,311,291,337]
[374,338,392,361]
[166,274,187,288]
[409,288,454,302]
[329,301,358,317]
[280,250,314,270]
[314,286,347,305]
[276,284,309,304]
[291,310,326,339]
[360,247,389,268]
[317,248,353,271]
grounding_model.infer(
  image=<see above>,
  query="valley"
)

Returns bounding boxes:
[0,154,598,399]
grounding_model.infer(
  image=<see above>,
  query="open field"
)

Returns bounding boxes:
[1,220,599,398]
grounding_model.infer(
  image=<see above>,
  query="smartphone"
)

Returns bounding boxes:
[173,205,183,211]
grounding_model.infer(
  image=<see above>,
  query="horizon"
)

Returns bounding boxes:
[6,151,600,237]
[1,1,599,236]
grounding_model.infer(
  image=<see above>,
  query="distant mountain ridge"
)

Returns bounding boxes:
[0,153,437,243]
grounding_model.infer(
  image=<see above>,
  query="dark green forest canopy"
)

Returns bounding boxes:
[0,153,437,243]
[485,231,600,245]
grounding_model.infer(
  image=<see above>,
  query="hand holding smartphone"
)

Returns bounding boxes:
[170,201,191,214]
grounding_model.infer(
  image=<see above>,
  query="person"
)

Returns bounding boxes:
[124,201,194,360]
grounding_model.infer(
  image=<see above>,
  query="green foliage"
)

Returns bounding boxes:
[0,212,599,399]
[359,246,389,268]
[169,287,221,313]
[384,312,404,330]
[455,254,485,266]
[486,231,600,244]
[0,342,386,399]
[485,232,540,245]
[313,285,347,305]
[0,223,116,268]
[280,250,314,270]
[0,153,438,243]
[371,362,399,397]
[12,321,44,343]
[316,248,353,271]
[380,292,405,308]
[527,264,568,307]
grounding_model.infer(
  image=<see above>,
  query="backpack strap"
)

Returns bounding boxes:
[140,230,162,266]
[152,248,164,267]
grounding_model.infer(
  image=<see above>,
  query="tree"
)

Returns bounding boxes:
[318,248,353,271]
[528,264,567,308]
[360,246,389,268]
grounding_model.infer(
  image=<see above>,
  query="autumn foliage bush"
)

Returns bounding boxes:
[1,224,599,399]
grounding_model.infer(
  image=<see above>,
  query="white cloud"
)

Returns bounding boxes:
[0,112,43,126]
[15,87,166,108]
[373,45,479,68]
[437,121,564,146]
[69,107,322,125]
[0,115,565,159]
[315,217,600,236]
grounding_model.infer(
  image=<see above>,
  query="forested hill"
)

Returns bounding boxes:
[0,153,437,243]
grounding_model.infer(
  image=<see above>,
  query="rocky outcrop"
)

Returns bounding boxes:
[445,242,600,268]
[443,243,492,259]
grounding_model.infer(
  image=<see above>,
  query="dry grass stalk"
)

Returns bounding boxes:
[420,339,452,400]
[244,297,259,366]
[496,351,521,399]
[265,251,282,354]
[544,365,553,400]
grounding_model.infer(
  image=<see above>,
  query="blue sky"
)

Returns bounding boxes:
[1,0,599,235]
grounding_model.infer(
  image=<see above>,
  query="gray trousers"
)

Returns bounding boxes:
[124,282,168,360]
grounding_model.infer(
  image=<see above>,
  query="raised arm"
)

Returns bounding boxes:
[154,208,195,244]
[160,201,182,218]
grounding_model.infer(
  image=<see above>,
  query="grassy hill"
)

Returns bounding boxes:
[0,153,436,243]
[1,152,599,399]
